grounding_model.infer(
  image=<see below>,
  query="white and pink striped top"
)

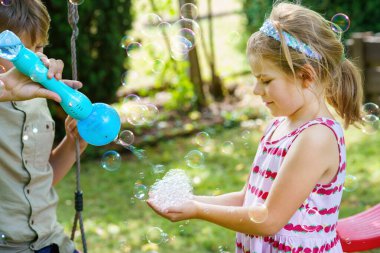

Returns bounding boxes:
[236,117,346,253]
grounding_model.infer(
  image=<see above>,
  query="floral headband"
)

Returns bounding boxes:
[259,19,322,60]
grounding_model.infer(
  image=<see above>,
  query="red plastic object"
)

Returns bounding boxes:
[337,204,380,252]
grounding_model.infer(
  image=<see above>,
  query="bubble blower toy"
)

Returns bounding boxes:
[0,30,120,146]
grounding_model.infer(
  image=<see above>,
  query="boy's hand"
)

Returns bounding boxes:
[64,116,88,153]
[0,67,82,102]
[36,52,64,80]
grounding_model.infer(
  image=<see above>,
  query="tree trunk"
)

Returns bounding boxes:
[179,0,207,110]
[207,0,225,101]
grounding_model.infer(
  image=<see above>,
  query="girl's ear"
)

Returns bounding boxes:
[298,64,316,88]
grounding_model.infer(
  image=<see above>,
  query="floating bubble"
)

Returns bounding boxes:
[195,132,210,146]
[227,31,242,45]
[134,183,148,200]
[152,164,165,174]
[126,42,143,59]
[124,94,141,103]
[172,18,201,37]
[158,22,171,33]
[221,141,234,154]
[120,35,134,49]
[361,114,380,135]
[345,238,352,245]
[362,102,379,116]
[241,130,251,140]
[142,103,159,124]
[150,59,165,74]
[170,35,192,55]
[0,65,6,73]
[146,226,165,244]
[126,104,147,126]
[180,3,198,20]
[248,203,269,223]
[117,130,134,147]
[140,13,162,37]
[177,28,196,50]
[101,150,121,172]
[69,0,84,5]
[298,208,322,232]
[185,150,205,169]
[331,13,350,33]
[344,174,359,192]
[1,0,12,6]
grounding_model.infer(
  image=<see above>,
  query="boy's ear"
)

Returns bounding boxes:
[298,64,316,88]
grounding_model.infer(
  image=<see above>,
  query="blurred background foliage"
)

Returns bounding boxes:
[38,0,380,252]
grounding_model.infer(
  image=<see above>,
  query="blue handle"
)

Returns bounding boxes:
[11,46,93,120]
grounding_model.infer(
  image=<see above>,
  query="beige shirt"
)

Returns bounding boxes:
[0,99,74,253]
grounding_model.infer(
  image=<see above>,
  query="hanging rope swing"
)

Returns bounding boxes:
[67,2,88,252]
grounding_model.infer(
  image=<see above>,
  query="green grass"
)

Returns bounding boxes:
[55,123,380,253]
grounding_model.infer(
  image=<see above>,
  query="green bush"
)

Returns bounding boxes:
[44,1,132,139]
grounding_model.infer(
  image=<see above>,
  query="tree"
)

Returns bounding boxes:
[44,1,133,139]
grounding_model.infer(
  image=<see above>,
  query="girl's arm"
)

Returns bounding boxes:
[193,184,247,206]
[148,124,339,236]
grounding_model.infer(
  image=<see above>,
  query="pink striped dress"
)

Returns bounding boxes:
[236,117,345,253]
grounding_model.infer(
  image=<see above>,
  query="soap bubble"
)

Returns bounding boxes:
[146,226,165,245]
[343,174,359,192]
[195,132,210,146]
[120,35,134,49]
[185,150,205,169]
[116,130,134,147]
[180,3,198,20]
[134,183,148,200]
[221,141,234,154]
[361,114,379,135]
[331,13,350,33]
[101,150,121,172]
[362,102,379,116]
[248,203,269,223]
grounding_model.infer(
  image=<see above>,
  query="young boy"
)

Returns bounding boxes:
[0,1,87,252]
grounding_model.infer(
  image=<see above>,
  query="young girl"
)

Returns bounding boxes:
[147,2,363,253]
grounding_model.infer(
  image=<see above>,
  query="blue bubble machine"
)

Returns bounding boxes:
[0,30,120,146]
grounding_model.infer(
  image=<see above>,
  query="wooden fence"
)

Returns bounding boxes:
[346,32,380,105]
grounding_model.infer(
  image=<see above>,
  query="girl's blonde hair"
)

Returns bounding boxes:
[247,2,363,128]
[0,0,51,46]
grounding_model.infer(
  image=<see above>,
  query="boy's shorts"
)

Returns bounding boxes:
[35,244,79,253]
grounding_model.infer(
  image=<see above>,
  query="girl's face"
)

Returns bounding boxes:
[251,58,306,118]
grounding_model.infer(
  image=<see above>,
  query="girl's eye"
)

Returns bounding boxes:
[262,80,272,85]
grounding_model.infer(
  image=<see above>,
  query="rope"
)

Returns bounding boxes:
[67,2,88,252]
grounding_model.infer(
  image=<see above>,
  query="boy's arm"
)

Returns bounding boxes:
[49,116,88,185]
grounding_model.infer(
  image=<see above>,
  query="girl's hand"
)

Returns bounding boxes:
[64,116,88,153]
[146,199,199,222]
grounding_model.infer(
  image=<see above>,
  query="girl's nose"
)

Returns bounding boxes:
[253,81,264,96]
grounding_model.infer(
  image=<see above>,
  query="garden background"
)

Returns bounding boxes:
[42,0,380,252]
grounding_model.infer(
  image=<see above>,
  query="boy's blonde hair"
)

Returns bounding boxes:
[0,0,51,46]
[247,2,363,128]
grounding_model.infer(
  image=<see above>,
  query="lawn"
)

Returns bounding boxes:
[55,119,380,253]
